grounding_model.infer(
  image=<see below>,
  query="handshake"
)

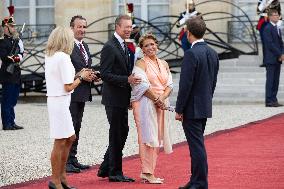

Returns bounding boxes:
[76,68,101,82]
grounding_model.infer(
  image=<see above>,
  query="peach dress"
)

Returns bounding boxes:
[132,56,173,174]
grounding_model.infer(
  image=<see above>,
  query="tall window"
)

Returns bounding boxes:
[11,0,54,25]
[117,0,169,22]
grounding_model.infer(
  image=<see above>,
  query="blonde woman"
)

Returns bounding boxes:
[45,26,90,189]
[131,33,173,184]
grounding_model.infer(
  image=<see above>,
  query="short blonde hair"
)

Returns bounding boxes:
[138,33,158,48]
[45,26,74,56]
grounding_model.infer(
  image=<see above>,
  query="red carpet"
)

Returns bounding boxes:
[2,113,284,189]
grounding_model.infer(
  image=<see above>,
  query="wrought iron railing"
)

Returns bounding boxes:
[0,0,261,96]
[16,24,56,45]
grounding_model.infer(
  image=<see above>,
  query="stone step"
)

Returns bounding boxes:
[171,90,284,98]
[213,97,265,104]
[218,67,266,72]
[169,55,284,103]
[217,78,266,85]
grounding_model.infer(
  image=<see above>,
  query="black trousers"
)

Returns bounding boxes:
[67,101,85,164]
[265,64,281,104]
[99,106,129,176]
[182,118,208,189]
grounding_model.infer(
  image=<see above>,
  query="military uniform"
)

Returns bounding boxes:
[0,16,24,130]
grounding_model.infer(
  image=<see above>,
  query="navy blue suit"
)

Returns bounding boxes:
[67,42,93,164]
[262,22,283,104]
[176,42,219,189]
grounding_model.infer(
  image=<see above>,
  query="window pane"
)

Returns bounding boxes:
[14,9,29,25]
[119,0,140,4]
[148,5,169,21]
[14,0,29,6]
[119,5,141,18]
[148,0,169,3]
[236,3,257,21]
[36,0,54,6]
[36,8,54,24]
[148,5,169,39]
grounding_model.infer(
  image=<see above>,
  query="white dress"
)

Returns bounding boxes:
[45,52,75,139]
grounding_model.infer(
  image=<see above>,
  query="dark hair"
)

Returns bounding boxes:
[138,33,158,48]
[268,9,279,17]
[70,15,86,27]
[115,14,132,27]
[186,17,206,39]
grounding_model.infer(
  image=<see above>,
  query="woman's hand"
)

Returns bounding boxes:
[80,69,95,82]
[154,96,166,110]
[157,94,168,109]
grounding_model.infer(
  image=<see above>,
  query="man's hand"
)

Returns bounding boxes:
[7,56,15,62]
[175,113,183,122]
[128,102,133,110]
[7,55,21,63]
[279,54,284,62]
[128,73,142,85]
[82,69,95,82]
[93,71,101,82]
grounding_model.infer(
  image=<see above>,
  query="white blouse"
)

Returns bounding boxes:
[45,52,75,97]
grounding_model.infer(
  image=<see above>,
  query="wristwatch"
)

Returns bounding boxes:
[79,75,84,81]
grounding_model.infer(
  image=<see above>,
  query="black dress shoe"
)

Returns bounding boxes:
[13,124,23,129]
[109,175,135,182]
[259,64,266,67]
[178,181,191,189]
[3,126,17,130]
[48,181,58,189]
[97,169,109,178]
[266,102,284,107]
[73,161,90,170]
[61,182,77,189]
[122,175,135,182]
[66,163,81,173]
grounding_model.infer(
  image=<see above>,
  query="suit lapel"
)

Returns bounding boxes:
[112,36,129,71]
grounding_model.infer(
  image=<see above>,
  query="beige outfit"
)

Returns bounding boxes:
[131,56,173,174]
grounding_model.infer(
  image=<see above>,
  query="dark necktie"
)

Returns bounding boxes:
[123,41,128,56]
[79,43,88,64]
[123,41,131,72]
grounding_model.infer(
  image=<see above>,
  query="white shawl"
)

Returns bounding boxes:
[131,66,173,154]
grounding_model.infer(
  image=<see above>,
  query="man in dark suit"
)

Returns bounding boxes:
[263,9,284,107]
[257,0,282,67]
[0,16,24,130]
[175,18,219,189]
[98,14,141,182]
[66,15,98,173]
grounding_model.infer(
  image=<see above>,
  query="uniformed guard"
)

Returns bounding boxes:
[0,12,25,130]
[177,0,201,52]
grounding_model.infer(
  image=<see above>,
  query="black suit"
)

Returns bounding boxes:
[99,35,132,176]
[67,42,92,164]
[176,42,219,189]
[262,22,283,104]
